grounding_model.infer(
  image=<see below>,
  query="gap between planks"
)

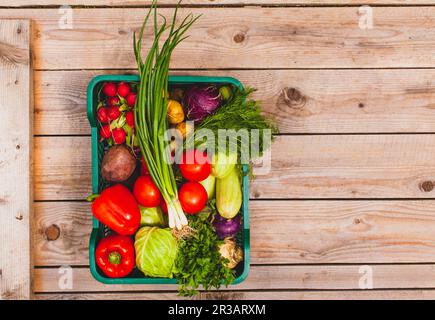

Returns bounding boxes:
[33,200,435,265]
[3,1,435,8]
[33,264,435,292]
[33,289,435,300]
[33,135,435,200]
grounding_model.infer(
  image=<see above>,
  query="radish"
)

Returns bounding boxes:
[117,82,131,97]
[107,106,120,120]
[102,82,117,97]
[108,96,120,107]
[112,128,126,144]
[97,107,110,123]
[125,111,134,127]
[100,124,111,139]
[126,92,136,107]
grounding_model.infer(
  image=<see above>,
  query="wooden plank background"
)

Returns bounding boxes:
[3,0,435,6]
[1,1,435,299]
[2,7,435,69]
[0,19,32,300]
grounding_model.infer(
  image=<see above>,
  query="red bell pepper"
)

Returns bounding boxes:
[96,234,135,278]
[91,184,140,235]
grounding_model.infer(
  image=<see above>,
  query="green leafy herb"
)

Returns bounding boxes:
[175,216,235,296]
[191,87,279,163]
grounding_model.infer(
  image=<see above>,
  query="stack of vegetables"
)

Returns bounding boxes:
[88,2,278,296]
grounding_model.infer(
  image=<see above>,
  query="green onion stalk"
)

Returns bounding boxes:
[134,1,200,230]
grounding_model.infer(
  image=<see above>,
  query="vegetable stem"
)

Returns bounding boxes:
[134,1,200,229]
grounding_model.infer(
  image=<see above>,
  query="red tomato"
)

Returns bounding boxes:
[112,128,126,145]
[117,82,131,98]
[140,157,149,175]
[133,175,161,207]
[178,182,207,214]
[179,149,211,182]
[102,82,117,97]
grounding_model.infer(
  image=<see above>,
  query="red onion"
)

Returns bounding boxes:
[212,213,241,239]
[184,85,221,122]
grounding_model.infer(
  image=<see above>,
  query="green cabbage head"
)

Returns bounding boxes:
[134,226,178,278]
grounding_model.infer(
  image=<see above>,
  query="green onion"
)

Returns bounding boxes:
[134,1,200,229]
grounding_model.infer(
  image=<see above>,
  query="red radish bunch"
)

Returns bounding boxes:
[102,82,117,97]
[97,82,139,147]
[126,93,136,107]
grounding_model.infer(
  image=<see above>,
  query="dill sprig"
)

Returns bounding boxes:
[193,87,279,163]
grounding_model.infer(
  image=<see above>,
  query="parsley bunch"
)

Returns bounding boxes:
[175,215,235,296]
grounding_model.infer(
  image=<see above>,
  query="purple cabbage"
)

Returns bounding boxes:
[212,213,241,239]
[183,85,221,122]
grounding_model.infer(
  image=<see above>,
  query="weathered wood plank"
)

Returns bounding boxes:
[33,264,435,292]
[0,19,32,300]
[35,69,435,135]
[3,0,435,6]
[1,7,435,69]
[34,135,435,201]
[34,290,435,300]
[34,201,435,265]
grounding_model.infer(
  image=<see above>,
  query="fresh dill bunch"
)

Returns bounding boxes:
[193,87,279,163]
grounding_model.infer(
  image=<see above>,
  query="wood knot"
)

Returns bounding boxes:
[358,103,365,108]
[16,144,20,150]
[282,87,306,109]
[233,32,245,43]
[354,218,361,224]
[420,181,434,192]
[15,213,23,220]
[45,224,60,241]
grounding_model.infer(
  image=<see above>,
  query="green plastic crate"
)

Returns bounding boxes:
[87,74,250,285]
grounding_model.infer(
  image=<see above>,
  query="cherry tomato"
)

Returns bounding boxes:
[133,175,161,207]
[178,181,207,214]
[179,149,211,182]
[126,92,136,107]
[102,82,117,97]
[112,128,126,145]
[117,82,131,98]
[97,107,110,123]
